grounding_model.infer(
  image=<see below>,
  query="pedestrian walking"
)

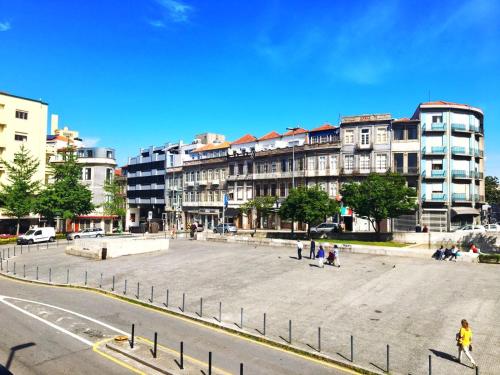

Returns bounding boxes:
[456,319,476,367]
[317,245,325,268]
[309,239,316,259]
[333,245,340,267]
[296,239,303,260]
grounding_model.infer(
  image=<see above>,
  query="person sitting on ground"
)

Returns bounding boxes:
[327,250,335,265]
[469,243,481,254]
[443,247,453,260]
[434,245,445,260]
[449,245,460,261]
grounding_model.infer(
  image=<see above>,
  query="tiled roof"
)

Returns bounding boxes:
[420,100,482,114]
[283,127,308,136]
[258,131,281,141]
[193,141,231,153]
[310,123,336,132]
[47,135,71,143]
[421,100,464,106]
[231,134,257,145]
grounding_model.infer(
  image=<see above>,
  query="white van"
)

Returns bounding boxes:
[17,227,56,245]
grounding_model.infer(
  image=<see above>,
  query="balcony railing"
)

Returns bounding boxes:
[452,193,469,202]
[451,123,468,132]
[423,122,446,132]
[451,170,471,179]
[422,146,446,155]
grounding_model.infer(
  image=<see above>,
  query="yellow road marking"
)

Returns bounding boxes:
[93,338,146,375]
[0,272,363,374]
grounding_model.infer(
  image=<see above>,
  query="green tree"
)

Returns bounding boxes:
[279,186,339,235]
[35,150,94,229]
[340,173,417,232]
[240,196,277,233]
[103,176,126,231]
[485,176,500,206]
[0,145,41,235]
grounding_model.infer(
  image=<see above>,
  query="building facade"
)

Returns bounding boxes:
[125,145,166,232]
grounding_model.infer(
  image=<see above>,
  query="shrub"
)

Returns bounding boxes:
[478,254,500,264]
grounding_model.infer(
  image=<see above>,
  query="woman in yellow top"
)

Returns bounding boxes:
[457,319,476,367]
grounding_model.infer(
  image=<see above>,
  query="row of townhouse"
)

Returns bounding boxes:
[124,100,486,233]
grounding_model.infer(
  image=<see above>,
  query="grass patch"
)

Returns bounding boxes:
[318,238,408,247]
[478,253,500,264]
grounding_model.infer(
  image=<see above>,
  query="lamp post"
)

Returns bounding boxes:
[286,127,300,189]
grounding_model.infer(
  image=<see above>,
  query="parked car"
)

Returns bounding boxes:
[310,222,339,234]
[454,224,486,233]
[213,223,237,234]
[485,224,500,232]
[17,227,56,245]
[196,223,205,232]
[66,227,104,240]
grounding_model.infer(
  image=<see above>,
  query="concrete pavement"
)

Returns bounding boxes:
[1,237,499,374]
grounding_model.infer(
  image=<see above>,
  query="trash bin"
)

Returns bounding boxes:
[101,247,107,260]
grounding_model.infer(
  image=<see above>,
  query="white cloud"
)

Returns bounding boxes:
[0,22,11,32]
[82,137,100,147]
[149,0,194,27]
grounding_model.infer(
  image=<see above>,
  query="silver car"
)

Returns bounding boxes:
[213,224,237,234]
[67,228,104,240]
[310,222,339,234]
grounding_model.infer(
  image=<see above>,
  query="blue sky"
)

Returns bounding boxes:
[0,0,499,174]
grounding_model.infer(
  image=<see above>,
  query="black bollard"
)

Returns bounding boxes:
[124,279,127,295]
[131,324,135,348]
[150,285,154,303]
[428,354,432,375]
[99,273,103,288]
[153,332,158,358]
[36,266,39,280]
[180,341,184,369]
[387,344,390,373]
[182,293,185,312]
[66,268,69,284]
[112,275,115,291]
[289,320,292,344]
[200,297,203,317]
[49,267,52,282]
[13,262,16,275]
[240,308,243,329]
[137,282,140,299]
[318,327,321,352]
[263,313,266,336]
[219,301,222,323]
[165,289,169,307]
[351,335,354,362]
[85,271,87,286]
[208,352,212,375]
[240,363,244,375]
[23,264,25,278]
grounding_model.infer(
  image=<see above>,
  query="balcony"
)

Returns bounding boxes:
[422,122,445,132]
[473,149,484,158]
[226,173,249,181]
[451,123,469,132]
[452,193,470,202]
[451,146,471,156]
[211,179,220,185]
[423,193,447,202]
[198,179,208,186]
[422,146,446,156]
[186,181,195,188]
[451,170,471,180]
[355,142,373,151]
[422,169,445,179]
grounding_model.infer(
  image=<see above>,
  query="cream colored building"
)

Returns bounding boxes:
[0,92,48,187]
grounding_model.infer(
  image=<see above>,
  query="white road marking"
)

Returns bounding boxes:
[0,295,127,346]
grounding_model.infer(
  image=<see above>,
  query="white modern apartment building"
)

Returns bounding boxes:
[416,101,485,231]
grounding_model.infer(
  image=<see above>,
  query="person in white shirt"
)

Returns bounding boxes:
[296,240,303,260]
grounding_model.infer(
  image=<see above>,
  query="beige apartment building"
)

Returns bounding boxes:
[0,92,48,230]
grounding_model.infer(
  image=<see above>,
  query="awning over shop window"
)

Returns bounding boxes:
[451,207,479,217]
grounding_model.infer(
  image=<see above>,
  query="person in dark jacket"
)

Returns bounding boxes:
[309,239,316,259]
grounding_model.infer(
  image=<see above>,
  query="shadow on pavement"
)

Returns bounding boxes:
[3,342,36,373]
[429,348,456,362]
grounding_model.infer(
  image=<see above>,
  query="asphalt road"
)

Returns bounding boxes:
[0,276,352,375]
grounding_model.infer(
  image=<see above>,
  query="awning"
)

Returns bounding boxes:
[451,207,480,217]
[224,208,240,218]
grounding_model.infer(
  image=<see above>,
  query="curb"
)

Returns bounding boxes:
[106,341,173,375]
[0,270,381,375]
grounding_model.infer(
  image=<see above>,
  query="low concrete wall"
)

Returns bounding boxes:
[65,236,169,259]
[392,232,499,252]
[203,233,479,262]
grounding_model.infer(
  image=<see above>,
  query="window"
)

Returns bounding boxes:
[376,127,388,143]
[298,158,304,170]
[281,159,287,172]
[237,183,244,200]
[14,133,27,142]
[256,185,261,197]
[344,129,354,144]
[130,213,136,223]
[83,168,92,180]
[408,153,418,172]
[106,150,113,159]
[318,156,326,170]
[432,161,443,170]
[86,150,94,158]
[15,110,28,120]
[238,163,244,174]
[329,183,337,197]
[376,154,387,171]
[229,165,235,175]
[432,183,443,193]
[308,157,315,171]
[271,184,277,196]
[361,129,370,145]
[271,162,277,173]
[359,155,370,171]
[344,155,354,171]
[208,169,213,180]
[280,183,286,197]
[432,115,443,124]
[247,162,253,174]
[329,155,338,172]
[393,127,405,140]
[394,153,404,173]
[106,168,113,181]
[407,125,418,140]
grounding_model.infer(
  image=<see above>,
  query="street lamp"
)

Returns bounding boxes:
[286,127,300,188]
